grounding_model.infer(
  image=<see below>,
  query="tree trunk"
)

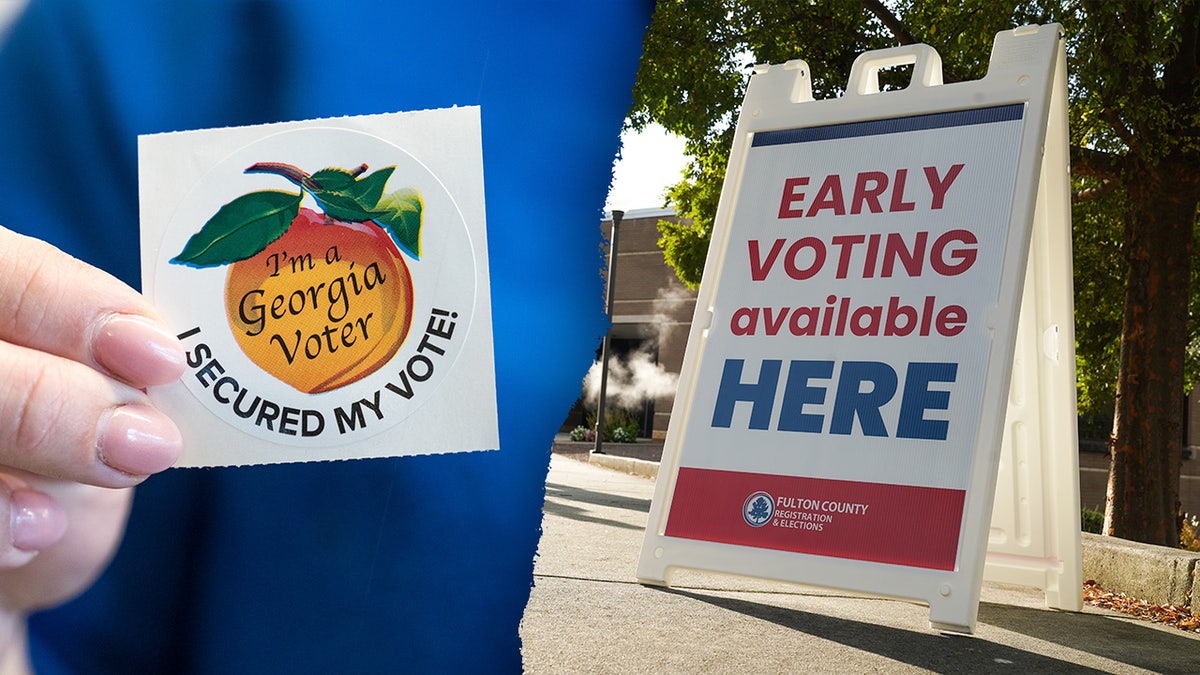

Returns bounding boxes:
[1105,161,1198,546]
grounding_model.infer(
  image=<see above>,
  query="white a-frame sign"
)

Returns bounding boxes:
[637,24,1080,634]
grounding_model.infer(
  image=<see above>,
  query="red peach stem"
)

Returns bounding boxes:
[245,162,320,191]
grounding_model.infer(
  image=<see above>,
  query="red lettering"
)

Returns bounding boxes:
[830,234,865,279]
[863,233,881,278]
[924,164,965,209]
[790,307,819,336]
[919,295,936,335]
[806,174,846,217]
[884,296,917,336]
[930,229,978,275]
[728,298,967,338]
[889,169,916,212]
[783,237,826,280]
[937,304,967,336]
[835,296,851,336]
[881,231,928,277]
[778,177,810,218]
[778,166,963,221]
[763,307,789,335]
[731,307,759,335]
[851,171,888,214]
[746,230,976,283]
[850,304,882,336]
[749,239,787,281]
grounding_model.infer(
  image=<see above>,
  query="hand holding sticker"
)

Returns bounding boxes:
[0,226,184,620]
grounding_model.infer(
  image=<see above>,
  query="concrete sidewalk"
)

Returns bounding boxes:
[520,454,1200,674]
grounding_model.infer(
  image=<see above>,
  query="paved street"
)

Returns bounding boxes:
[521,455,1200,674]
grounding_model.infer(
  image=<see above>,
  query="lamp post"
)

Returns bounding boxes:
[594,209,623,455]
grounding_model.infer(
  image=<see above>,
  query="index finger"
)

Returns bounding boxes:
[0,339,181,487]
[0,227,186,388]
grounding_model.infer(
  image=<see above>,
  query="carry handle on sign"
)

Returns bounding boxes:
[636,24,1076,635]
[847,43,943,94]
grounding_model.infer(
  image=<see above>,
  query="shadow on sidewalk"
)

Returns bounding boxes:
[978,601,1198,672]
[542,482,650,532]
[544,482,652,513]
[658,587,1195,674]
[541,499,643,532]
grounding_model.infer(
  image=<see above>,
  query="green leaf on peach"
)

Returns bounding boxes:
[374,188,423,260]
[170,190,302,267]
[311,190,378,222]
[347,166,395,206]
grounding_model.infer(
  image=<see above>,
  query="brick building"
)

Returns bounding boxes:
[562,208,696,440]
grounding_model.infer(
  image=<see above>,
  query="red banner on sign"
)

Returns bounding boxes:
[664,467,965,570]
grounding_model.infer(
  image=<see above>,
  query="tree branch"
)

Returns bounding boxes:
[862,0,917,46]
[1073,178,1119,204]
[1072,145,1125,179]
[1100,109,1140,155]
[861,0,963,83]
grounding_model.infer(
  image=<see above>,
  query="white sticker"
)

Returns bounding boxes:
[139,108,497,467]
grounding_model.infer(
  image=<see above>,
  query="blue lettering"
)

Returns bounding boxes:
[777,360,833,433]
[896,362,956,440]
[710,358,956,440]
[711,359,782,430]
[830,361,898,436]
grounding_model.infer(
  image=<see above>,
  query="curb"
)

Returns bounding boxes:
[585,452,659,479]
[1082,531,1198,608]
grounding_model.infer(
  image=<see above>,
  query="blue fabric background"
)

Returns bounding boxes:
[0,1,651,672]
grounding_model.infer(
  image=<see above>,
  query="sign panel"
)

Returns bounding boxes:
[663,105,1024,571]
[638,25,1072,633]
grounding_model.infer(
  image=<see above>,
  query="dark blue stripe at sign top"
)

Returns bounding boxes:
[751,103,1025,147]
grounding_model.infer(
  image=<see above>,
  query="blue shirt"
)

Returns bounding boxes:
[0,1,650,672]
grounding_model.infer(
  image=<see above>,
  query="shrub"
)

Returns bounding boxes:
[610,426,637,443]
[581,408,641,443]
[1182,514,1200,552]
[1080,507,1200,552]
[602,408,640,443]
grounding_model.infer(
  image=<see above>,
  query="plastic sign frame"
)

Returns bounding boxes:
[637,24,1071,634]
[981,35,1082,614]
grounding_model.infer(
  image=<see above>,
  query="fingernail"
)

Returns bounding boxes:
[97,404,182,476]
[94,314,187,387]
[11,488,68,551]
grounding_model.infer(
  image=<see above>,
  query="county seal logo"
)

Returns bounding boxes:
[743,491,774,527]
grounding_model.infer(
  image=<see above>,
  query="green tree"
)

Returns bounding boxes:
[631,0,1200,546]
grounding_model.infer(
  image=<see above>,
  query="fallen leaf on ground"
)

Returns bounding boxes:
[1083,580,1200,633]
